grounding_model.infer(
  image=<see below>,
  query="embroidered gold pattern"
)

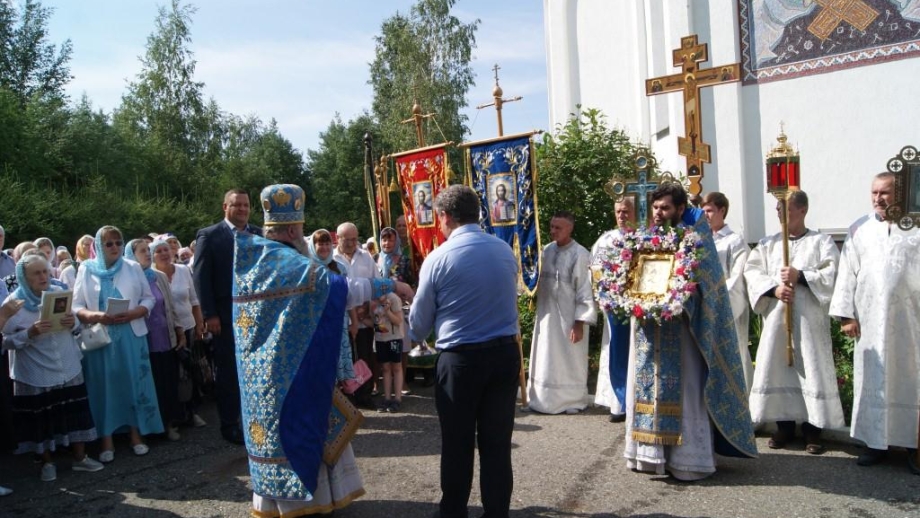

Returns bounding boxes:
[249,420,266,447]
[272,188,292,207]
[237,308,255,338]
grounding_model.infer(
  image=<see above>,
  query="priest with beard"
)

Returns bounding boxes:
[623,183,756,480]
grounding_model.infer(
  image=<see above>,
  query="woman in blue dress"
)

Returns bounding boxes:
[73,226,162,463]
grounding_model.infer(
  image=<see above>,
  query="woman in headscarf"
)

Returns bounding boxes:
[307,229,357,384]
[150,237,207,429]
[126,239,186,441]
[157,234,182,264]
[61,235,94,289]
[2,254,104,482]
[73,226,162,463]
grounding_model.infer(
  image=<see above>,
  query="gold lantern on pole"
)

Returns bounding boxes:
[765,124,800,367]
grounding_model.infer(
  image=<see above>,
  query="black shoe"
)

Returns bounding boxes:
[856,447,888,466]
[609,413,626,423]
[907,449,920,475]
[222,428,245,446]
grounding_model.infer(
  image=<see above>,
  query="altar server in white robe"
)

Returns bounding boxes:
[702,192,753,393]
[830,172,920,471]
[745,191,845,454]
[527,211,597,414]
[592,198,635,421]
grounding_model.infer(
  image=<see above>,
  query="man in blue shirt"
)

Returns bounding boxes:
[410,185,520,518]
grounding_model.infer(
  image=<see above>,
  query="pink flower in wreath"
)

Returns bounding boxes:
[632,305,644,318]
[651,235,661,246]
[675,266,685,276]
[621,250,632,261]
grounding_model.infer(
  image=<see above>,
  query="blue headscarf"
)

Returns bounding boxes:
[82,226,126,311]
[306,229,348,276]
[12,255,50,312]
[125,238,159,283]
[377,227,401,279]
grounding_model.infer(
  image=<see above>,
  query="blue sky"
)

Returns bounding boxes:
[41,0,549,155]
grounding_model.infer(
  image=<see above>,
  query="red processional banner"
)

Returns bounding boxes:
[393,143,449,262]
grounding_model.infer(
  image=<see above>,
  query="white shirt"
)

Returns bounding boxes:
[160,264,200,331]
[2,289,83,387]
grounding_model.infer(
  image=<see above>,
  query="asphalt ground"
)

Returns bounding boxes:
[2,382,920,518]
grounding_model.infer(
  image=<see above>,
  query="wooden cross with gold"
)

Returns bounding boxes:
[476,64,523,137]
[645,35,740,195]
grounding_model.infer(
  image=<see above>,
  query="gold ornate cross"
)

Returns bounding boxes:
[809,0,878,40]
[476,63,522,137]
[645,35,740,195]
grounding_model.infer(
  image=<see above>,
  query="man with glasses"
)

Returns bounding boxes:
[334,222,381,408]
[193,189,261,445]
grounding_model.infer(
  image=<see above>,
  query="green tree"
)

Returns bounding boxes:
[369,0,478,157]
[536,107,646,249]
[114,0,212,197]
[0,0,72,105]
[304,113,383,234]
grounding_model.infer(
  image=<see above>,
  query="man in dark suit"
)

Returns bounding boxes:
[193,188,261,445]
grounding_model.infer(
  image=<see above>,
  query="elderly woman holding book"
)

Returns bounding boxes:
[2,254,104,482]
[73,226,162,463]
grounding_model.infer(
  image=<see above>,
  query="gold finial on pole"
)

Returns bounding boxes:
[400,87,435,148]
[476,63,522,137]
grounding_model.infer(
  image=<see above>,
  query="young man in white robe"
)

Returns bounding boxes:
[830,172,920,472]
[744,191,845,455]
[527,211,597,414]
[702,192,753,393]
[592,198,636,422]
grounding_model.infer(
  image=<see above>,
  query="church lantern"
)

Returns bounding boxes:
[765,124,800,367]
[766,126,800,194]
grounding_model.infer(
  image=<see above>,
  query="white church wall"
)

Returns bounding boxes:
[543,0,920,242]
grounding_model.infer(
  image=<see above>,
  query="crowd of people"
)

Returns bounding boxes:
[0,226,210,493]
[1,172,917,518]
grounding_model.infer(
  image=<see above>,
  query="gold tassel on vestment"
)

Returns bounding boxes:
[632,430,683,446]
[634,402,682,417]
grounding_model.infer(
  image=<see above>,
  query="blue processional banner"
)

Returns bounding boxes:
[464,133,541,295]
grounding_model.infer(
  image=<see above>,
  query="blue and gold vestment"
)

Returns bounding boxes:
[633,214,757,458]
[232,232,347,501]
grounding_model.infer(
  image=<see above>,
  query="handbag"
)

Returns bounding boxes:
[78,323,111,351]
[341,359,372,395]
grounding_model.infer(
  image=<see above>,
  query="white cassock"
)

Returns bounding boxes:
[713,225,753,393]
[527,239,597,414]
[591,230,625,414]
[829,215,920,450]
[744,230,845,429]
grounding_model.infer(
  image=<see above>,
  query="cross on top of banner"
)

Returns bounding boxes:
[604,149,680,226]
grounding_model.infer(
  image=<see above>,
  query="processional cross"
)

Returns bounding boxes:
[605,151,669,226]
[476,64,523,137]
[645,35,741,195]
